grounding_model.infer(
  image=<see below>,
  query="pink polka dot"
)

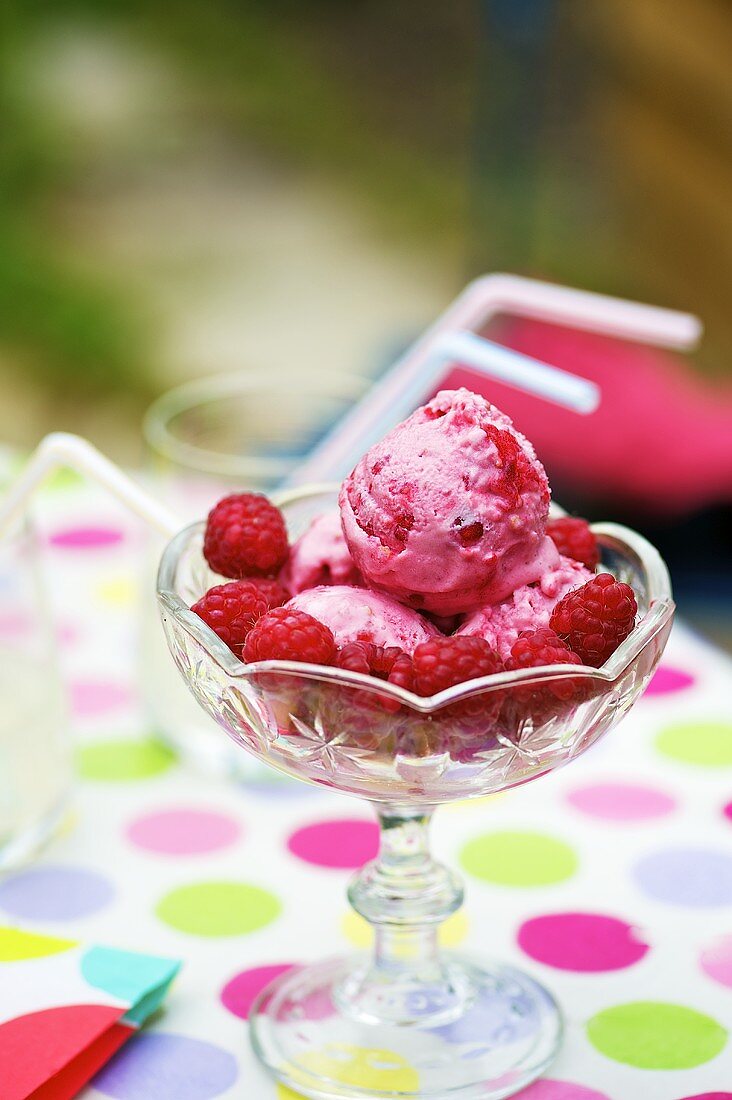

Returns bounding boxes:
[517,912,649,972]
[70,680,133,717]
[220,963,333,1021]
[700,933,732,989]
[127,809,240,855]
[220,964,295,1019]
[676,1095,732,1100]
[0,612,31,639]
[723,801,732,823]
[566,782,676,822]
[287,818,379,869]
[645,665,695,695]
[57,622,80,646]
[49,525,124,549]
[514,1081,610,1100]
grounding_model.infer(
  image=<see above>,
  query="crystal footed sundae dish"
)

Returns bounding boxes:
[157,389,674,1100]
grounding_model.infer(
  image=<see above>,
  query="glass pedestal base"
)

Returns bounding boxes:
[250,953,562,1100]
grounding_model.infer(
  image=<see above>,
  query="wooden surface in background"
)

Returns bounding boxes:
[584,0,732,372]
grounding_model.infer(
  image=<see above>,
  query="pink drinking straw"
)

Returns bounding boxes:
[288,274,701,486]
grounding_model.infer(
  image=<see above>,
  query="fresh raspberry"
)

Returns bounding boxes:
[509,626,575,667]
[335,642,371,675]
[203,493,288,579]
[547,516,600,569]
[243,606,336,665]
[191,581,269,659]
[413,636,503,696]
[336,642,411,685]
[335,642,414,712]
[550,573,637,667]
[411,637,505,758]
[508,627,586,706]
[387,652,414,693]
[246,576,289,609]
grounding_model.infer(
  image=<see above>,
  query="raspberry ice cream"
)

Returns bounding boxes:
[286,585,438,653]
[280,512,361,596]
[339,388,555,616]
[458,555,593,662]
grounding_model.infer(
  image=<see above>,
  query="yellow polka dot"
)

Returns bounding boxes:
[341,908,468,949]
[0,927,77,961]
[300,1044,418,1092]
[95,576,137,608]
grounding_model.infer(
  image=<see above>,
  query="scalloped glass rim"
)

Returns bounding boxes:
[157,485,674,714]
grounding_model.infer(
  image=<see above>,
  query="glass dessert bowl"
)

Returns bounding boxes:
[157,486,674,1100]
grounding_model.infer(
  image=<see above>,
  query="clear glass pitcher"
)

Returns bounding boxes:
[0,514,71,869]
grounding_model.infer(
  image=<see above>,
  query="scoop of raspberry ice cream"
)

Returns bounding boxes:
[339,388,554,615]
[280,512,361,596]
[286,584,438,653]
[457,555,594,662]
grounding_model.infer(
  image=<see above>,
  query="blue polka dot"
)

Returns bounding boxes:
[94,1032,238,1099]
[633,848,732,907]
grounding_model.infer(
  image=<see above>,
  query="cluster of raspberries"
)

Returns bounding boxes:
[192,493,638,702]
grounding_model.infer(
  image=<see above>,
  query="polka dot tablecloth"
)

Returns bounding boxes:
[1,480,732,1100]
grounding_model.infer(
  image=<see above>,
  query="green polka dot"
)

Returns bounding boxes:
[77,737,177,782]
[656,720,732,766]
[156,881,281,937]
[0,927,77,961]
[587,1001,727,1069]
[460,830,578,886]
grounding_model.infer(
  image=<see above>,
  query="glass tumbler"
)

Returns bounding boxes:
[141,368,367,776]
[0,515,71,869]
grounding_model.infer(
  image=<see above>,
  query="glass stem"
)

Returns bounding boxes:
[348,805,464,979]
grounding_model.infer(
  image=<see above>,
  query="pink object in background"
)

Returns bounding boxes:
[446,318,732,515]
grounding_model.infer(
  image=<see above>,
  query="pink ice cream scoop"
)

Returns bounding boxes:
[280,512,361,596]
[457,555,594,662]
[286,585,438,653]
[340,388,554,616]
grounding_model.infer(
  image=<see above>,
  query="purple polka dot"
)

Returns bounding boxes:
[93,1032,237,1099]
[645,665,695,695]
[220,963,295,1019]
[0,866,114,920]
[49,525,124,549]
[514,1082,610,1100]
[633,848,732,907]
[128,809,240,855]
[287,818,379,869]
[517,912,649,972]
[566,782,676,822]
[70,680,133,717]
[700,933,732,988]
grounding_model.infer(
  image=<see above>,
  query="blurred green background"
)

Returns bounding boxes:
[2,0,730,460]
